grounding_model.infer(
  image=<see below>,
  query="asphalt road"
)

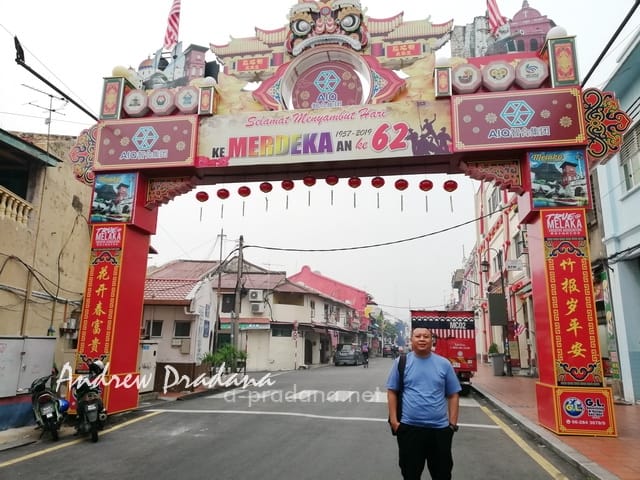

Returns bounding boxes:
[0,357,589,479]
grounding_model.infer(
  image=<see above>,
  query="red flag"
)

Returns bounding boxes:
[487,0,507,37]
[163,0,181,51]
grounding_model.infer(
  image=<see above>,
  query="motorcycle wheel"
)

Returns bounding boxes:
[90,424,99,443]
[47,419,59,441]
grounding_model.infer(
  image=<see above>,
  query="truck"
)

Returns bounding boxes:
[410,310,477,396]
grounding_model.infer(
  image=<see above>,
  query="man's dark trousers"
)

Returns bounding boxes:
[396,423,454,480]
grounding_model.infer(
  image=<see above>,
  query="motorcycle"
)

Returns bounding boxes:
[29,374,69,441]
[72,361,108,443]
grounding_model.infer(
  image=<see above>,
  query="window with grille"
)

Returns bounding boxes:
[620,122,640,191]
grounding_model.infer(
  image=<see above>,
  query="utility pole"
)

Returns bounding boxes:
[213,228,225,352]
[497,251,513,376]
[232,235,244,372]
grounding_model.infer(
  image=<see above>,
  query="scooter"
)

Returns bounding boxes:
[72,361,108,443]
[29,374,69,441]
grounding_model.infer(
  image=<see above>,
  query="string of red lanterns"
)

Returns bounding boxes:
[197,177,459,213]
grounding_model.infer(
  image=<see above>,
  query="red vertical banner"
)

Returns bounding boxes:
[75,222,150,414]
[542,209,602,387]
[76,224,124,372]
[534,208,616,436]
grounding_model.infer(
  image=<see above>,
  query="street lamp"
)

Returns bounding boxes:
[480,248,513,376]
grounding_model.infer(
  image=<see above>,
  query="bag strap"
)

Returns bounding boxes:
[396,353,407,422]
[397,353,407,391]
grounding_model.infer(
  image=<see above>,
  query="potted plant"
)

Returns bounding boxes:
[488,343,504,376]
[207,344,247,373]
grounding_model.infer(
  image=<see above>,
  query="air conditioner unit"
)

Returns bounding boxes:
[248,289,264,302]
[251,302,264,314]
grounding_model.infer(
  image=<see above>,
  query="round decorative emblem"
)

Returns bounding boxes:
[149,88,176,115]
[451,64,482,94]
[515,58,549,89]
[175,86,199,113]
[482,61,516,92]
[281,47,372,110]
[123,89,149,117]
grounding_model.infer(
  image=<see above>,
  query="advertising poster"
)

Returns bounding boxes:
[452,88,586,152]
[557,388,616,436]
[529,149,590,208]
[91,173,137,224]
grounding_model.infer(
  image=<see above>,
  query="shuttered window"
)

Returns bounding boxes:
[620,122,640,191]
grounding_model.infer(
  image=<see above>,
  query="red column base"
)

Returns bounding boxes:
[536,382,617,436]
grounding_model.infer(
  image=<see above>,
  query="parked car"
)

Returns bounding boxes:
[334,344,364,366]
[382,345,394,358]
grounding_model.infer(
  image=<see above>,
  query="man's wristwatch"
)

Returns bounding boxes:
[449,423,459,432]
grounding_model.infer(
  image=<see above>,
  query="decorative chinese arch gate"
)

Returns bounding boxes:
[69,1,629,436]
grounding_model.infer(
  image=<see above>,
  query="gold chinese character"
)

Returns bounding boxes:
[90,337,101,353]
[567,341,586,358]
[560,258,576,272]
[565,298,578,315]
[566,318,582,336]
[91,318,103,335]
[97,266,110,281]
[561,277,580,294]
[95,283,107,298]
[93,301,106,317]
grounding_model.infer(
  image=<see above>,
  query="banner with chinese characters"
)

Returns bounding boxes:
[75,224,125,374]
[541,209,602,387]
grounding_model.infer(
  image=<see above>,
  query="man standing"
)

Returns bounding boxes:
[387,327,461,480]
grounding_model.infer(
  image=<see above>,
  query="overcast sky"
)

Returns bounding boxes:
[1,1,638,323]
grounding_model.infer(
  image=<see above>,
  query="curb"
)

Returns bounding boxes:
[472,385,620,480]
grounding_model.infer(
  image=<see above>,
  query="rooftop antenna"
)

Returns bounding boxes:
[22,84,68,153]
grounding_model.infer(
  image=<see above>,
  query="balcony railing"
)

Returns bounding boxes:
[0,186,32,225]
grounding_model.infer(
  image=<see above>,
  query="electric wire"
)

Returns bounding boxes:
[243,205,507,254]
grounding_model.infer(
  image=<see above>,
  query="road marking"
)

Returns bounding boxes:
[147,408,499,430]
[0,411,162,469]
[480,405,569,480]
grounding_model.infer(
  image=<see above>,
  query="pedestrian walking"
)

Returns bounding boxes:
[386,326,461,480]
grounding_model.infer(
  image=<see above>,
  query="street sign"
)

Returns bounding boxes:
[505,259,522,271]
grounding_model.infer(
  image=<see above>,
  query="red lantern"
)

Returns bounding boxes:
[216,188,230,200]
[195,191,209,202]
[281,179,295,191]
[325,175,339,186]
[238,186,251,197]
[443,180,458,192]
[348,176,361,188]
[303,176,316,187]
[419,179,433,191]
[371,176,385,188]
[395,179,409,191]
[259,182,273,193]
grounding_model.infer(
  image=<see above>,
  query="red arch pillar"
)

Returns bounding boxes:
[73,173,158,414]
[519,198,616,436]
